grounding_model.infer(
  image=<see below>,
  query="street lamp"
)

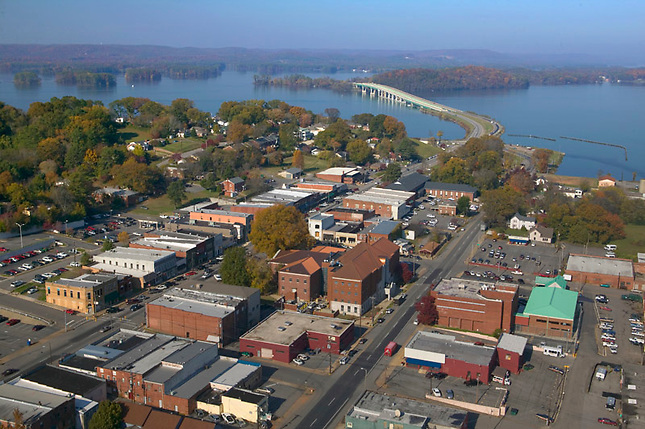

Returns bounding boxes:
[15,223,25,249]
[360,367,368,393]
[64,219,69,236]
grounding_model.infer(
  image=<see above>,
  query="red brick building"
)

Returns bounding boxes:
[316,167,364,184]
[327,207,375,223]
[0,384,76,429]
[222,177,245,197]
[146,284,261,345]
[425,182,477,200]
[431,278,518,335]
[566,254,635,289]
[328,238,400,315]
[496,333,527,374]
[239,311,354,363]
[270,246,346,302]
[404,331,496,383]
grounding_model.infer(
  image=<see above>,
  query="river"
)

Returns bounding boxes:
[1,71,643,179]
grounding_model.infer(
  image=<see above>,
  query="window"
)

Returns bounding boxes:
[142,265,145,270]
[303,289,307,293]
[87,292,91,299]
[505,354,511,360]
[57,289,60,295]
[289,278,292,282]
[77,292,80,299]
[47,288,50,294]
[63,290,67,297]
[304,279,307,284]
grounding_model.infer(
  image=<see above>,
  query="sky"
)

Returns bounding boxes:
[0,0,643,61]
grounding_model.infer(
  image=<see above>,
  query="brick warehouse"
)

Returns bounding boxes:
[566,254,635,289]
[146,284,261,345]
[404,331,496,383]
[430,278,518,335]
[239,311,354,363]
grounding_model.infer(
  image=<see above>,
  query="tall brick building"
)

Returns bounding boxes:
[566,254,634,289]
[430,278,518,335]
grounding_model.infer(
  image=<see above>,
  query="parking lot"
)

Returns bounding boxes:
[464,237,561,285]
[592,287,644,363]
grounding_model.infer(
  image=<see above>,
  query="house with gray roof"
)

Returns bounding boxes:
[508,213,536,230]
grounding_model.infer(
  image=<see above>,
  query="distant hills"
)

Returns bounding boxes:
[0,44,639,75]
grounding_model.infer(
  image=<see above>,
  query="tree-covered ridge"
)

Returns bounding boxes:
[370,66,530,92]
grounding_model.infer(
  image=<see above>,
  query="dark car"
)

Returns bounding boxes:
[2,368,18,377]
[130,304,143,311]
[100,325,112,333]
[32,324,45,331]
[0,316,7,323]
[376,317,385,324]
[106,307,121,313]
[359,338,368,344]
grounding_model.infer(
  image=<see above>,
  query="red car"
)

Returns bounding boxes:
[186,271,197,276]
[6,319,20,326]
[598,418,618,426]
[65,309,76,315]
[0,247,8,252]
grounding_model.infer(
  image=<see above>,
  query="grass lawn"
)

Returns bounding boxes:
[410,138,441,159]
[263,154,330,177]
[118,125,153,142]
[131,189,216,216]
[544,173,596,188]
[163,138,203,153]
[611,224,645,261]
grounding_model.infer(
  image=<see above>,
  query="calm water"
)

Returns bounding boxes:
[1,71,643,179]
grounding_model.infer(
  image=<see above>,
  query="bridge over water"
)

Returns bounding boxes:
[353,82,503,139]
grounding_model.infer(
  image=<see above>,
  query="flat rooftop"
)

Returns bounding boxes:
[345,188,414,205]
[148,288,239,318]
[22,365,105,396]
[318,167,360,176]
[407,331,496,366]
[132,233,210,252]
[192,208,252,218]
[567,253,634,277]
[50,273,117,289]
[0,384,71,425]
[250,188,316,204]
[347,390,467,428]
[433,277,517,300]
[101,334,175,371]
[97,247,175,262]
[242,310,353,346]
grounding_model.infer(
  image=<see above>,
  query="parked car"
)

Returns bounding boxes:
[6,319,20,326]
[2,368,18,377]
[106,307,120,313]
[431,388,441,397]
[65,309,76,315]
[339,356,349,365]
[597,418,619,426]
[10,280,25,288]
[293,358,304,366]
[222,413,236,425]
[130,304,143,311]
[32,324,45,331]
[446,389,454,399]
[214,274,222,281]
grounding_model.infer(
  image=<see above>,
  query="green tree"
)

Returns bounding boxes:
[279,123,298,152]
[89,400,123,429]
[80,251,92,265]
[382,163,402,183]
[249,205,314,256]
[167,180,186,208]
[456,196,470,215]
[248,257,276,293]
[220,246,250,286]
[346,139,372,165]
[480,185,525,227]
[101,239,114,252]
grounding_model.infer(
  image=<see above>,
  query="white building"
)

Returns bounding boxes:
[92,247,176,286]
[508,213,536,230]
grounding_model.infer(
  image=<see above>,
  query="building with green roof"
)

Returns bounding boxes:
[514,287,578,339]
[535,275,567,289]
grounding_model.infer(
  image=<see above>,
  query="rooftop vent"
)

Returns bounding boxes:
[278,327,286,331]
[284,321,293,326]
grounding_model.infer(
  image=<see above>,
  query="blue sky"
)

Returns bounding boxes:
[0,0,642,59]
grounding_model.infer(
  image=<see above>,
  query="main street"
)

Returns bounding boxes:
[290,215,484,428]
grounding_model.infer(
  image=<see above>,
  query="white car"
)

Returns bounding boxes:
[214,274,222,281]
[432,388,442,397]
[22,263,34,270]
[69,262,81,267]
[293,358,304,366]
[339,356,349,365]
[297,354,309,361]
[221,413,236,425]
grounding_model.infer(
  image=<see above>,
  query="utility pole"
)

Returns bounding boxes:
[360,367,368,393]
[16,223,24,249]
[328,337,332,375]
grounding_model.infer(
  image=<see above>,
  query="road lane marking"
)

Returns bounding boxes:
[310,418,317,427]
[328,398,335,406]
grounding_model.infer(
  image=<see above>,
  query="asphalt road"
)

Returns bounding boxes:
[294,216,484,428]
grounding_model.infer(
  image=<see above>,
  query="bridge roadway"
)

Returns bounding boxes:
[354,82,502,141]
[293,215,484,429]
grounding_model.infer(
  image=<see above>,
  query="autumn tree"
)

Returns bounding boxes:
[292,149,305,170]
[247,257,276,293]
[249,205,314,256]
[346,139,372,165]
[480,185,526,227]
[117,231,130,245]
[435,157,471,184]
[415,295,439,325]
[532,148,551,173]
[89,400,123,429]
[506,167,535,194]
[220,246,250,286]
[324,107,340,122]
